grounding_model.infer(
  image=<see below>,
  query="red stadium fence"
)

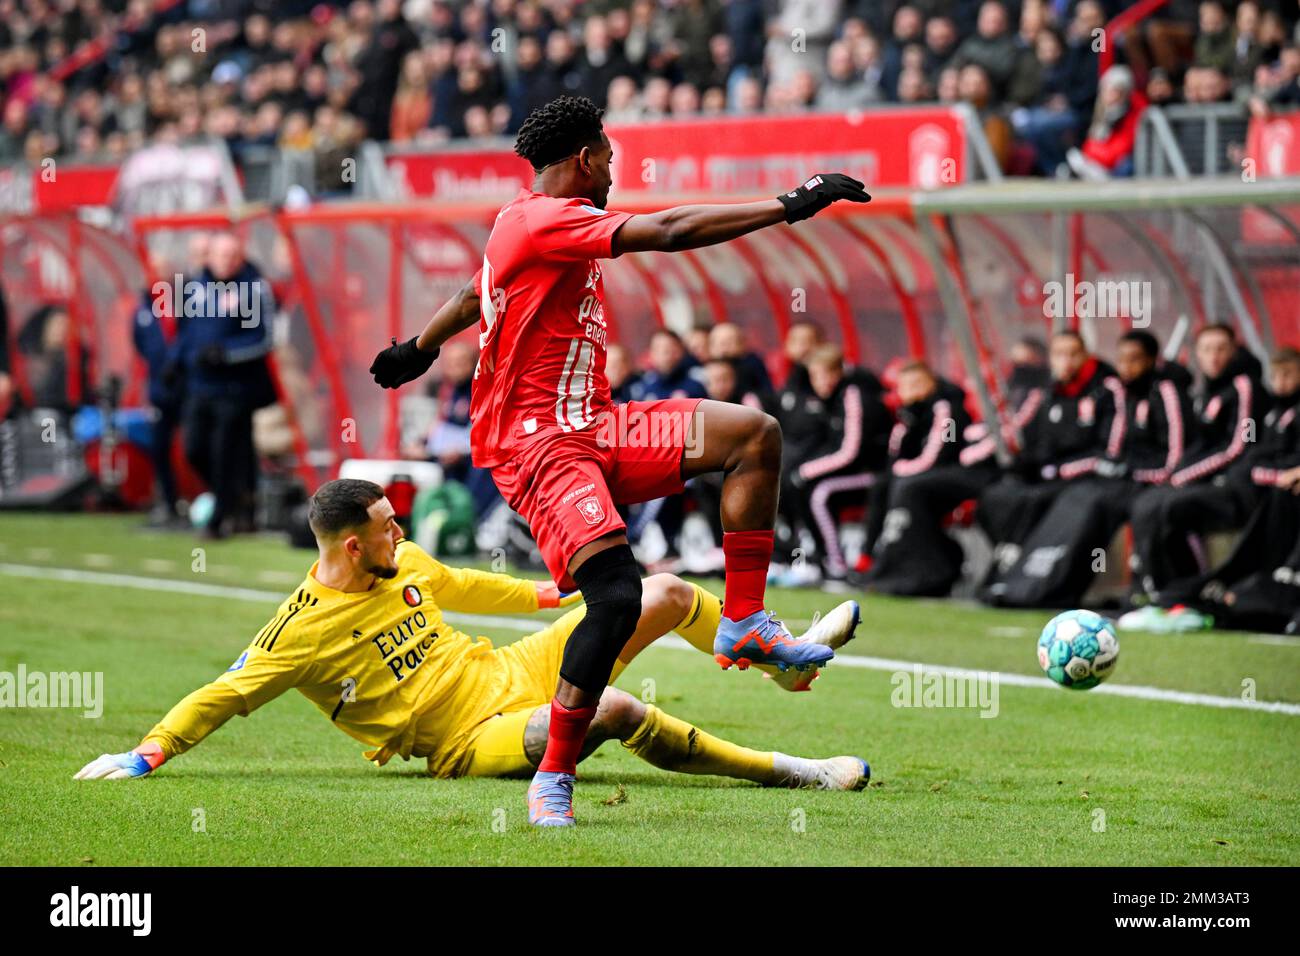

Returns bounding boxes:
[3,177,1299,499]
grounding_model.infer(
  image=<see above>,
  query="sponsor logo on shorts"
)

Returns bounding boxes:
[561,482,596,506]
[576,495,606,526]
[402,585,422,607]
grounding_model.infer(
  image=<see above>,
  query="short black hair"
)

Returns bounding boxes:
[514,95,605,171]
[1119,330,1159,359]
[308,478,385,538]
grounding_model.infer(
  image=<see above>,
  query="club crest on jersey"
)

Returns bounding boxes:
[576,495,606,526]
[402,585,422,607]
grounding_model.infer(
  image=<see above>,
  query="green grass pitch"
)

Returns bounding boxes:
[1,514,1298,866]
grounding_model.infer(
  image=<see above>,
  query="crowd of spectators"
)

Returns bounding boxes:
[2,1,1299,181]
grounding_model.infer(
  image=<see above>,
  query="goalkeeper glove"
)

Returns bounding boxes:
[74,742,166,780]
[535,581,583,609]
[777,173,872,224]
[370,336,439,389]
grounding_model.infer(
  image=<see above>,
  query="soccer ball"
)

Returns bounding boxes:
[1037,610,1119,690]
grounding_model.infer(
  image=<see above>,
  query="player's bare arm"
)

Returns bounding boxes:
[611,200,786,255]
[611,173,872,256]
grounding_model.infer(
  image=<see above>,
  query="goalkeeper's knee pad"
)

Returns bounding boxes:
[560,545,643,694]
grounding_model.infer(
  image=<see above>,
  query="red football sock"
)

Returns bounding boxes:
[537,698,599,774]
[722,529,775,621]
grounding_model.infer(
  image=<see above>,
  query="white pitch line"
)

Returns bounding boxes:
[2,562,1298,717]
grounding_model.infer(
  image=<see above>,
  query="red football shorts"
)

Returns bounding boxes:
[490,398,705,589]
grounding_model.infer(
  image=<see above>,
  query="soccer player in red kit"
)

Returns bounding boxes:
[370,95,871,827]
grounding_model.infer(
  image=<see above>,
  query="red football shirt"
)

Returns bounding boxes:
[468,187,635,468]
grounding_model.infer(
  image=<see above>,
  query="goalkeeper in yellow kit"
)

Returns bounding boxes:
[75,478,868,795]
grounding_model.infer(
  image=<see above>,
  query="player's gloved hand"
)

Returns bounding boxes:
[777,173,872,224]
[74,742,166,781]
[370,336,439,389]
[535,581,583,609]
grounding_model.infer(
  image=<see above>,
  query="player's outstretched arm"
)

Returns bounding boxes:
[370,276,481,389]
[74,643,302,781]
[612,173,870,256]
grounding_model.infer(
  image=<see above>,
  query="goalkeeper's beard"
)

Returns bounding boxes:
[367,562,399,580]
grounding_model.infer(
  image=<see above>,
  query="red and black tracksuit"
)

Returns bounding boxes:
[777,368,891,578]
[864,379,992,596]
[1181,387,1300,632]
[974,356,1127,606]
[1129,354,1266,601]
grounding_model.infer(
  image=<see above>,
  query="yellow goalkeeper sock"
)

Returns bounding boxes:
[622,704,777,784]
[608,582,721,684]
[674,582,721,655]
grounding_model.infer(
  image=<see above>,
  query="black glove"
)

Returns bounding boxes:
[777,173,872,224]
[370,336,438,389]
[197,344,226,369]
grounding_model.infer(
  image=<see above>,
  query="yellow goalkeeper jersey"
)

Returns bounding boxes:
[142,540,540,767]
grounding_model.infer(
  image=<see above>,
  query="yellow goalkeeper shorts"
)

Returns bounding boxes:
[435,605,587,779]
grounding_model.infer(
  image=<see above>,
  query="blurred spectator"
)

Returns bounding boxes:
[389,52,432,142]
[640,329,706,400]
[817,39,881,110]
[766,0,842,87]
[973,330,1121,606]
[1193,0,1234,76]
[775,344,890,585]
[177,231,277,540]
[958,62,1013,170]
[864,362,989,596]
[132,252,189,528]
[1156,347,1300,633]
[17,305,89,414]
[881,4,925,100]
[606,342,644,403]
[952,1,1018,103]
[1006,336,1051,408]
[1184,65,1233,103]
[578,14,632,109]
[1249,44,1300,117]
[702,356,763,409]
[1066,65,1146,180]
[708,321,772,395]
[1129,324,1265,603]
[780,319,824,392]
[685,321,713,367]
[1009,26,1088,176]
